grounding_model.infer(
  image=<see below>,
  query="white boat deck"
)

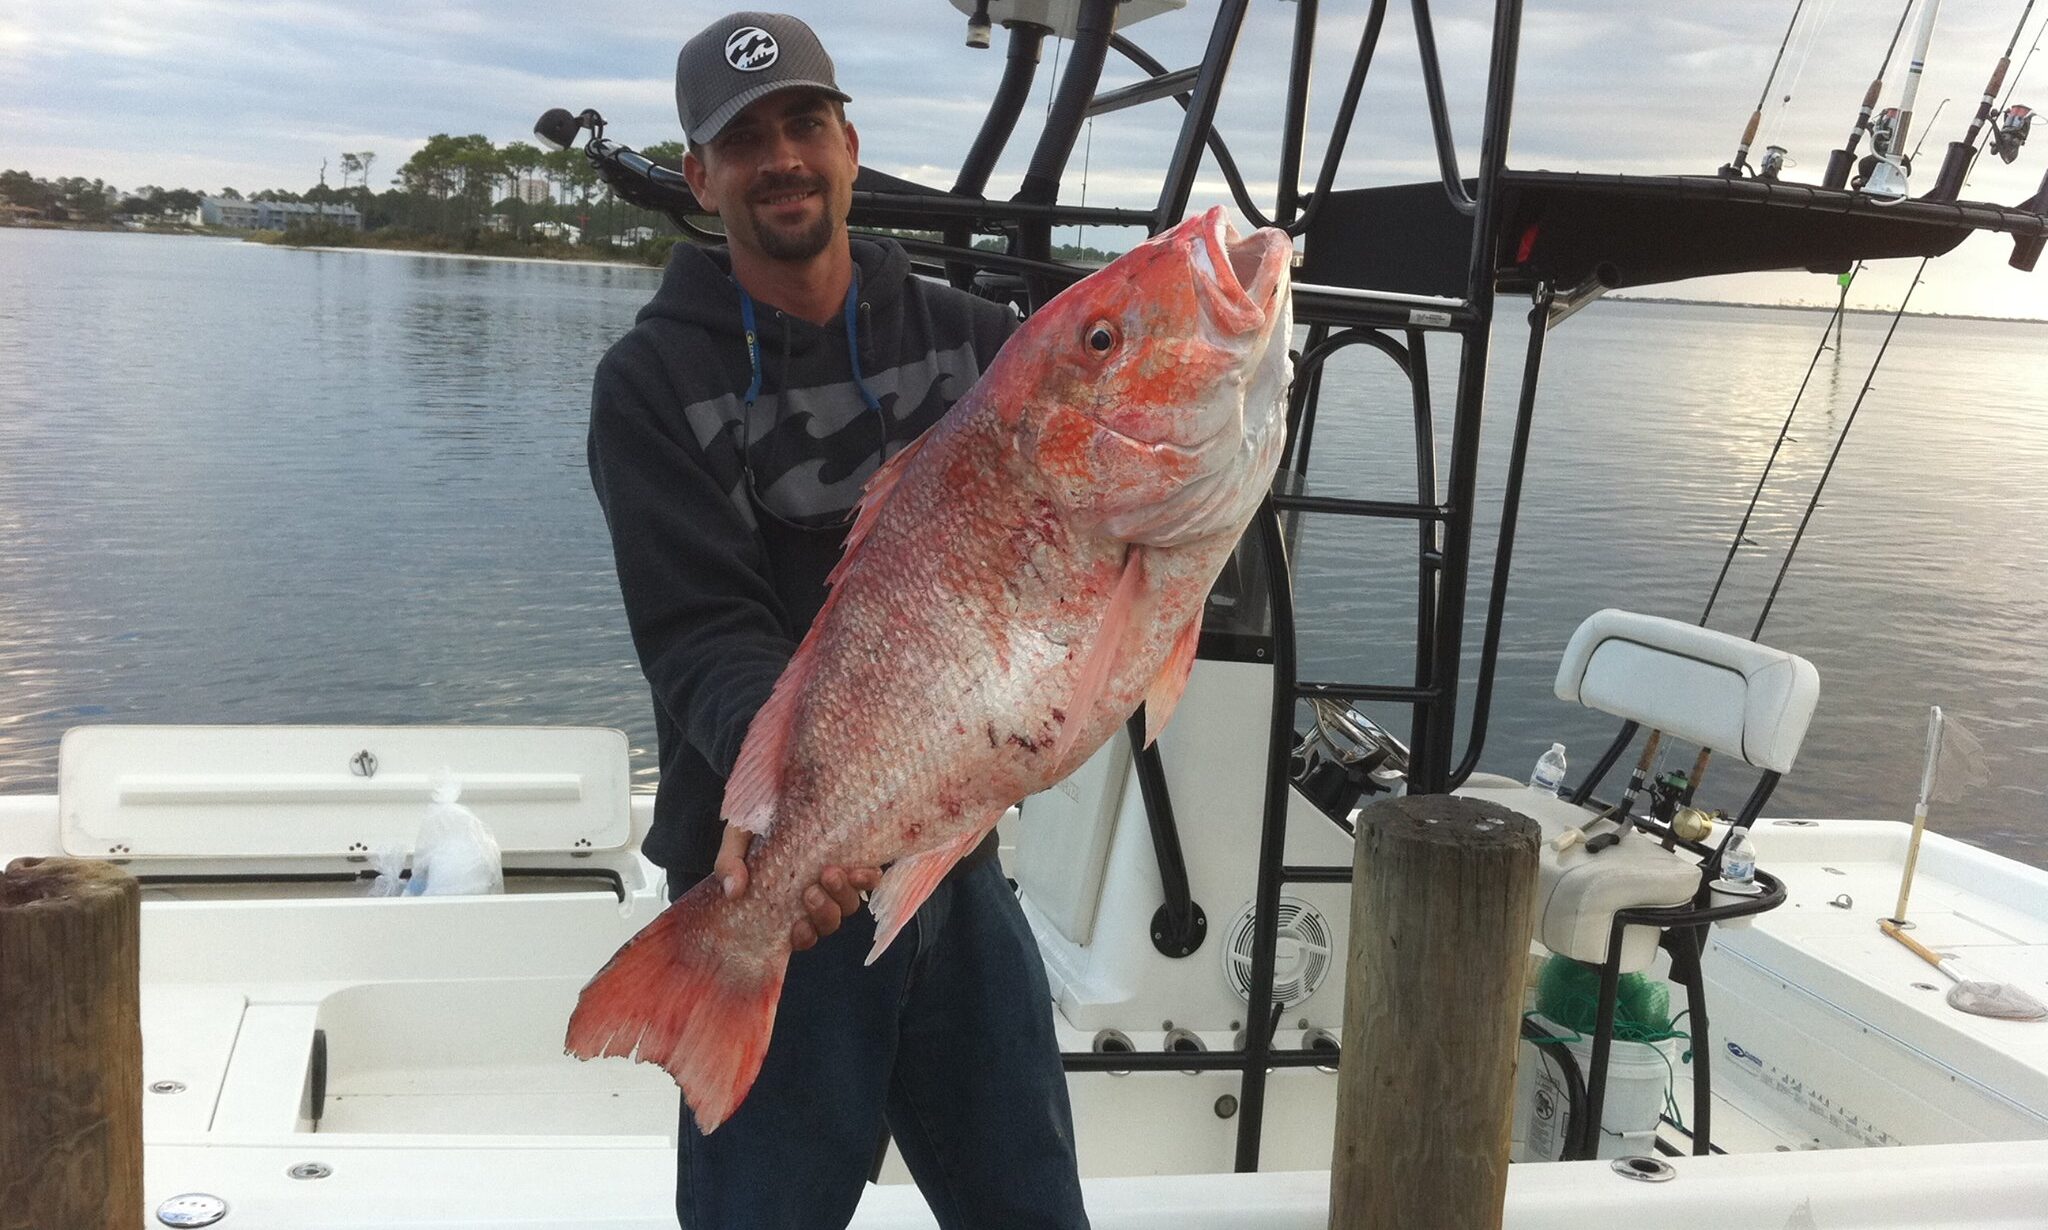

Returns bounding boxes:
[7,755,2048,1226]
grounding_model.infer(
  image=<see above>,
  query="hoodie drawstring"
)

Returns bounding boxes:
[734,270,890,510]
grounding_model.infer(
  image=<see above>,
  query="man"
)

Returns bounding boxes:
[586,12,1090,1229]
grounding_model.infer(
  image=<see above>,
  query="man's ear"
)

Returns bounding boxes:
[843,120,860,175]
[682,148,719,214]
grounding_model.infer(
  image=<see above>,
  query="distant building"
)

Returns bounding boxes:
[515,177,552,205]
[612,225,658,247]
[199,197,363,231]
[532,219,581,243]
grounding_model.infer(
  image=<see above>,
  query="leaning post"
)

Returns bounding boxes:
[1329,795,1540,1229]
[0,857,144,1229]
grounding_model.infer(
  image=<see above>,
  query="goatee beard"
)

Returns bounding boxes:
[750,173,836,262]
[755,208,836,262]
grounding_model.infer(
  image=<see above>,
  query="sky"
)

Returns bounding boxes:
[4,0,2047,319]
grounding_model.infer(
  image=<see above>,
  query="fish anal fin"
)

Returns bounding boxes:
[864,823,994,966]
[1052,548,1148,767]
[827,430,930,590]
[1144,615,1203,746]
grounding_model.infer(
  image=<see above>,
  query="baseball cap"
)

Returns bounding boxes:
[676,13,852,146]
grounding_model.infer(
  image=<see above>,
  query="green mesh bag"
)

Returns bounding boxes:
[1534,954,1674,1043]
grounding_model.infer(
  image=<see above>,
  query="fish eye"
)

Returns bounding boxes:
[1085,321,1119,355]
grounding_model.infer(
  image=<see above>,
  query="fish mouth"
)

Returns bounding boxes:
[1190,205,1291,337]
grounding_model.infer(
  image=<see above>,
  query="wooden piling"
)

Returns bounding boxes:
[1329,795,1540,1230]
[1,857,143,1229]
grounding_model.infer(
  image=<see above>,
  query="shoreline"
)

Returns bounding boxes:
[13,224,2043,321]
[284,243,661,272]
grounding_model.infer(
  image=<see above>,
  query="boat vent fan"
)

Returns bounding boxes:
[1222,895,1332,1008]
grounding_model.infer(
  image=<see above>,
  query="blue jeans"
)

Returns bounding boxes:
[673,858,1090,1230]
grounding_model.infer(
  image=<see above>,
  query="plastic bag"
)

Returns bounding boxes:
[367,772,504,897]
[406,773,504,896]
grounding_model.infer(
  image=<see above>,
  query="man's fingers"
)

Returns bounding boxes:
[819,867,864,916]
[716,826,753,899]
[791,919,819,951]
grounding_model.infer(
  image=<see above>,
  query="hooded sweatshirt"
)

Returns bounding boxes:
[588,237,1016,880]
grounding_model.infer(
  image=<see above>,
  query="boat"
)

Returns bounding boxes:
[7,1,2048,1226]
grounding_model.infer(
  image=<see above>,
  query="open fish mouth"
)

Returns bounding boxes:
[1190,206,1291,336]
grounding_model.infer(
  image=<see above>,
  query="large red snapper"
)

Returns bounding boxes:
[565,206,1294,1131]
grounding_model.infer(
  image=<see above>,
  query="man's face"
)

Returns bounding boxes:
[683,90,859,265]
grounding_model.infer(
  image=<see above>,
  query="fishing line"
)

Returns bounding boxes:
[1769,0,1842,141]
[1698,261,1862,626]
[2002,9,2048,112]
[1728,0,1811,174]
[1751,257,1929,642]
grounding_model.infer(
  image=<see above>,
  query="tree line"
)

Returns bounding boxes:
[5,135,1130,265]
[3,135,689,258]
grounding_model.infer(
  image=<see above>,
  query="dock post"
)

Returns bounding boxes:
[1,857,143,1228]
[1329,795,1539,1229]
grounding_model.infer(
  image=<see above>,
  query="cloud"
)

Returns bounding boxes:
[1,0,2042,316]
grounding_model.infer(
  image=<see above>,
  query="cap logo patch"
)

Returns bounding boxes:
[725,27,779,72]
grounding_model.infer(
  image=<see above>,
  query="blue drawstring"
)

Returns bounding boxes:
[734,271,881,415]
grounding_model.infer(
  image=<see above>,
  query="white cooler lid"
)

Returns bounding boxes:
[58,725,631,860]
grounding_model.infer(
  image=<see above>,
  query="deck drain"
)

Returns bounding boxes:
[149,1080,186,1095]
[157,1194,228,1226]
[288,1161,333,1180]
[1611,1155,1675,1183]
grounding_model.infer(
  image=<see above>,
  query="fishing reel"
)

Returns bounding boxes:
[1992,105,2035,164]
[1757,145,1793,182]
[1869,107,1902,158]
[1291,699,1408,822]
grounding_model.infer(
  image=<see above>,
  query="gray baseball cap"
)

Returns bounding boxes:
[676,12,852,146]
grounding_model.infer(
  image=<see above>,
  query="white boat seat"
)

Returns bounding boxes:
[1554,608,1819,774]
[58,725,632,863]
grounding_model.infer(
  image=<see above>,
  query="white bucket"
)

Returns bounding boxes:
[1512,1013,1677,1162]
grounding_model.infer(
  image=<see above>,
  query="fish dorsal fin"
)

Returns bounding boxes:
[1052,547,1148,768]
[1143,615,1203,746]
[826,430,930,590]
[864,821,997,965]
[722,663,809,837]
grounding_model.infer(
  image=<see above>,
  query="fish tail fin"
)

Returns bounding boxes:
[564,883,786,1133]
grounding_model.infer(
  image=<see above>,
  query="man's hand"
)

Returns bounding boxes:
[715,825,883,951]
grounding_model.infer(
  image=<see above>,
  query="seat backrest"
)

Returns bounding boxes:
[1553,609,1819,774]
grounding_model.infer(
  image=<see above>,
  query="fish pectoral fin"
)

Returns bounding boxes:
[864,824,994,966]
[1143,614,1203,746]
[722,666,807,838]
[1051,547,1148,768]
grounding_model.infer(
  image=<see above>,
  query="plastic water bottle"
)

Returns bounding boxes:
[1529,743,1568,797]
[1723,827,1758,885]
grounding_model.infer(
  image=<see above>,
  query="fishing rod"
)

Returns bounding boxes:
[1861,0,1946,198]
[1929,0,2039,200]
[1826,1,1916,188]
[1698,262,1861,627]
[1723,0,1810,178]
[1825,0,1918,188]
[1988,7,2044,166]
[1752,258,1929,641]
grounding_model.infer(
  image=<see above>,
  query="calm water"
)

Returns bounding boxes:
[3,228,2046,868]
